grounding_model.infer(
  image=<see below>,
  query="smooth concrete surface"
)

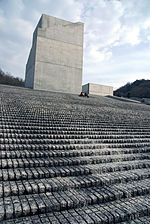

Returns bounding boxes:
[25,14,84,94]
[25,39,36,88]
[142,98,150,105]
[82,83,89,93]
[82,83,113,96]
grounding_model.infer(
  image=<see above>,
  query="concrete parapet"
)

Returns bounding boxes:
[82,83,113,96]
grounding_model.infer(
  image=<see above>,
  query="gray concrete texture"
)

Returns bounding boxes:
[25,14,84,94]
[82,83,113,96]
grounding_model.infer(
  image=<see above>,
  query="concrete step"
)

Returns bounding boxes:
[1,128,150,136]
[2,133,150,140]
[0,160,150,181]
[1,122,150,130]
[121,216,150,223]
[1,126,150,134]
[0,153,149,169]
[1,142,150,154]
[1,85,150,223]
[1,146,150,159]
[1,137,150,145]
[2,194,150,223]
[1,168,150,198]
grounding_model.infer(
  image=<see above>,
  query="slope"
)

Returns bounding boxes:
[0,84,150,223]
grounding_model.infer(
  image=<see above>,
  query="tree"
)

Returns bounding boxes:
[0,68,24,87]
[114,79,150,98]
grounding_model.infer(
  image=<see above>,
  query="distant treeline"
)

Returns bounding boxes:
[0,68,24,87]
[114,79,150,98]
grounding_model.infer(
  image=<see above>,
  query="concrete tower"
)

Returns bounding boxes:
[25,14,84,94]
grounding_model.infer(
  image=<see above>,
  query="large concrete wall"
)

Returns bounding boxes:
[82,83,113,96]
[25,36,37,88]
[25,14,84,94]
[82,83,89,93]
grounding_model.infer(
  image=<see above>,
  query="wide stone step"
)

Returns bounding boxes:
[1,143,150,154]
[1,121,150,129]
[1,85,150,223]
[0,160,150,181]
[1,188,150,222]
[1,137,150,145]
[1,126,150,134]
[1,117,149,125]
[3,211,150,224]
[1,128,150,136]
[121,216,150,223]
[1,146,150,159]
[0,153,149,169]
[1,168,150,198]
[1,133,150,140]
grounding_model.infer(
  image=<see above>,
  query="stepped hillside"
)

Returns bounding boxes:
[1,85,150,224]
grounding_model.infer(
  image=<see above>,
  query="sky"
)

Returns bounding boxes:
[0,0,150,89]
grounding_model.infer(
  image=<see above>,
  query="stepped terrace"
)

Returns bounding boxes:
[0,85,150,223]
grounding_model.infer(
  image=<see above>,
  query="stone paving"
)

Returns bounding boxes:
[0,85,150,223]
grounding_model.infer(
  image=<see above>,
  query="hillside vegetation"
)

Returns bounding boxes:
[114,79,150,98]
[0,68,24,87]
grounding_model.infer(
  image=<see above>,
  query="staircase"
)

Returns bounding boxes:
[0,85,150,223]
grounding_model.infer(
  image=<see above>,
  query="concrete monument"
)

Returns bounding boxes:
[82,83,113,96]
[25,14,84,94]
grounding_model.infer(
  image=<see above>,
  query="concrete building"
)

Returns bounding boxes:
[25,14,84,94]
[82,83,113,96]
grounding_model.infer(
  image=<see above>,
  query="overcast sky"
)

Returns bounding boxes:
[0,0,150,89]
